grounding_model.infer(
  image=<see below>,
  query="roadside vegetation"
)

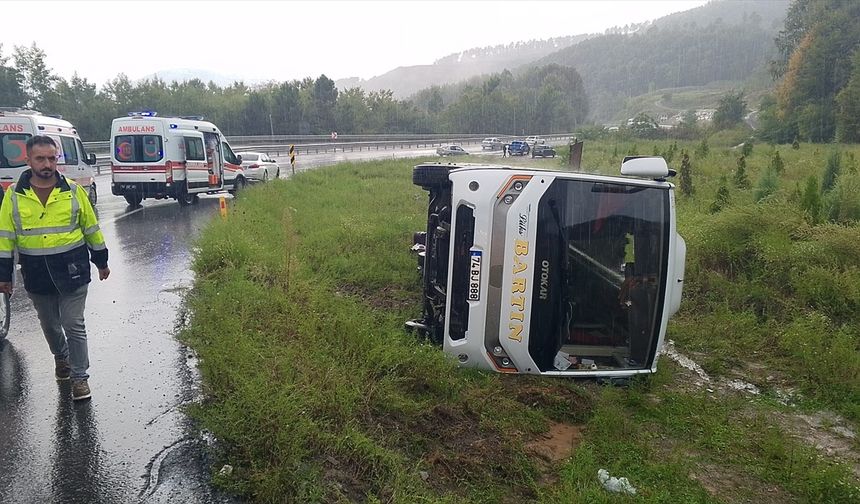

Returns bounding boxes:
[182,137,860,503]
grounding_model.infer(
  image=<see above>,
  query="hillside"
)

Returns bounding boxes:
[533,0,790,122]
[333,35,589,98]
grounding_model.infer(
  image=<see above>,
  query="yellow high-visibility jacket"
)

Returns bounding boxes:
[0,170,108,295]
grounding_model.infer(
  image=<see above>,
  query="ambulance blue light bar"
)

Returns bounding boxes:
[128,111,158,117]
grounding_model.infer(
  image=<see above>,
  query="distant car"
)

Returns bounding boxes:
[508,140,530,156]
[238,151,280,182]
[525,135,546,146]
[531,144,557,158]
[481,137,503,150]
[436,144,469,156]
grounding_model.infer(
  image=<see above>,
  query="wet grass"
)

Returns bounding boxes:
[182,148,860,502]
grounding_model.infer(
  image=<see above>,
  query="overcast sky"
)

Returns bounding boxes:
[1,0,708,87]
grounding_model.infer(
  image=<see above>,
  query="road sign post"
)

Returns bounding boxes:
[290,145,296,175]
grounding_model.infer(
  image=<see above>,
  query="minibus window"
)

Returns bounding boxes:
[0,134,30,168]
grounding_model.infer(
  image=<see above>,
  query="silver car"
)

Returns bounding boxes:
[481,137,503,150]
[238,151,280,182]
[436,144,469,157]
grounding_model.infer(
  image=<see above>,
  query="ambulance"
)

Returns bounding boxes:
[109,112,247,206]
[0,108,98,204]
[408,157,686,379]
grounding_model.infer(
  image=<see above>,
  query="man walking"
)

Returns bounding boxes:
[0,136,109,401]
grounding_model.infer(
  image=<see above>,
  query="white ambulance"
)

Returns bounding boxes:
[0,108,98,204]
[409,157,686,379]
[109,112,247,206]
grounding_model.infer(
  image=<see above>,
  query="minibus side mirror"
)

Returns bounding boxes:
[86,153,97,165]
[236,154,242,164]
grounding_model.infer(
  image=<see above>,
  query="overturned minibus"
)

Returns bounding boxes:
[408,157,685,378]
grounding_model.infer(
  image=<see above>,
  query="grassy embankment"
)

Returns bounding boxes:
[181,141,860,503]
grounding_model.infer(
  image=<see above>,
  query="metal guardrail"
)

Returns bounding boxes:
[90,134,573,174]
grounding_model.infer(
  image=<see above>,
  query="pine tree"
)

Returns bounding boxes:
[755,167,779,202]
[694,138,709,158]
[710,176,730,213]
[800,175,821,224]
[770,150,785,175]
[821,151,841,193]
[734,156,750,189]
[679,150,694,196]
[741,141,754,157]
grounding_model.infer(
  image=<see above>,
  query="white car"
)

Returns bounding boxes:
[238,151,280,182]
[481,137,503,150]
[525,135,545,146]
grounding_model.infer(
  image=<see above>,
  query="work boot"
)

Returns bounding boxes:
[71,379,91,401]
[55,358,71,381]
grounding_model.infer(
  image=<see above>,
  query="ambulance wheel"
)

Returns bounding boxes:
[177,182,198,206]
[124,192,142,207]
[88,183,97,206]
[413,165,450,188]
[229,176,246,196]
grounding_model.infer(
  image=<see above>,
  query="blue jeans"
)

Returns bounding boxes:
[28,284,90,381]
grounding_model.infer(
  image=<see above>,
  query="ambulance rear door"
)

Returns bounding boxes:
[0,115,34,190]
[202,131,223,189]
[181,131,210,192]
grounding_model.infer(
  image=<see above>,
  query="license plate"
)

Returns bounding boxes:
[468,250,482,301]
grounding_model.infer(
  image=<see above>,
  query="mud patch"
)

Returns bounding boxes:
[335,283,417,312]
[689,462,798,504]
[775,411,860,479]
[524,422,583,463]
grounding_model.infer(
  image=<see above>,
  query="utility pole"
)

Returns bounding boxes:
[269,113,274,137]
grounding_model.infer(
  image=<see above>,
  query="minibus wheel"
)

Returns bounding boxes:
[413,165,450,188]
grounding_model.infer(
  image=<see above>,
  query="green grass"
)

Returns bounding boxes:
[182,150,860,502]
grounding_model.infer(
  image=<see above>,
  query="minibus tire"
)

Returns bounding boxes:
[88,184,97,206]
[124,192,143,207]
[413,165,450,187]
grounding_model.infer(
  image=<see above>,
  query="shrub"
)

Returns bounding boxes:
[754,167,780,202]
[825,172,860,223]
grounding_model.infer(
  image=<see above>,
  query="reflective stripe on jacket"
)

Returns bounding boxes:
[0,170,108,294]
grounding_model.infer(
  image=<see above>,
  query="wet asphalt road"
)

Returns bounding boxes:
[0,145,502,503]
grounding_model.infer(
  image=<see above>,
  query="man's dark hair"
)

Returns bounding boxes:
[26,135,57,154]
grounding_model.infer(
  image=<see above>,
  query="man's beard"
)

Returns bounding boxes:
[34,168,55,180]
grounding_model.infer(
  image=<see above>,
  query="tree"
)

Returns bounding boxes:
[835,49,860,142]
[821,151,841,193]
[679,150,694,196]
[710,176,730,213]
[713,91,747,130]
[770,150,785,175]
[755,167,780,202]
[734,156,750,189]
[13,43,57,108]
[800,174,821,223]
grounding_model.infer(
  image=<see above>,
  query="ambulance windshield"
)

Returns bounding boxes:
[0,133,32,168]
[528,179,669,372]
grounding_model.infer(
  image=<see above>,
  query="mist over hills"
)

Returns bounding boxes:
[333,35,590,99]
